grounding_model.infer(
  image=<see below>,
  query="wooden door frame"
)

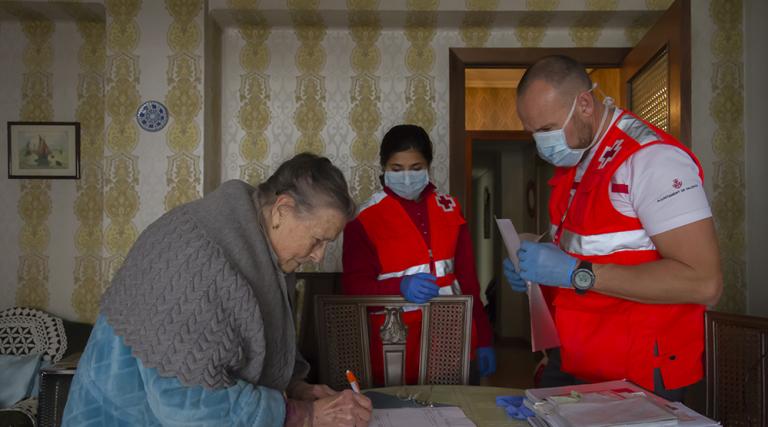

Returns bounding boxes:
[449,48,632,210]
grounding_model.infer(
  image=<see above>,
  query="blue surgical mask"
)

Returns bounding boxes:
[533,84,613,167]
[384,170,429,200]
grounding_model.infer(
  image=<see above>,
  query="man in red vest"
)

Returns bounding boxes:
[505,55,723,401]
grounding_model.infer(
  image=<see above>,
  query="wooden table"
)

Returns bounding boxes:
[370,385,528,427]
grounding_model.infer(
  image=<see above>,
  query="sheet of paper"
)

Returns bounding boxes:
[528,282,561,351]
[495,218,560,352]
[495,217,522,271]
[370,407,476,427]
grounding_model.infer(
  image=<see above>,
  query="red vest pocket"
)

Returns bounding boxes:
[556,303,632,384]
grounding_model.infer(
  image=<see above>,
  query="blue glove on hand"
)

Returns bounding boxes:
[476,346,496,377]
[518,241,578,288]
[496,396,535,420]
[400,273,439,304]
[502,258,527,293]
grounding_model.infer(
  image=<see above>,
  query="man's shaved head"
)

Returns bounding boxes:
[517,55,592,105]
[516,55,605,150]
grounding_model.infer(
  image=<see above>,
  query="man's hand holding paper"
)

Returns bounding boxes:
[518,241,579,288]
[502,258,527,292]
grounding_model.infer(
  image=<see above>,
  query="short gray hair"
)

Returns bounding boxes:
[256,153,356,220]
[517,55,592,102]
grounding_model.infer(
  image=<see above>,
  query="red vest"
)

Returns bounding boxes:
[357,190,465,292]
[548,111,705,390]
[357,190,471,385]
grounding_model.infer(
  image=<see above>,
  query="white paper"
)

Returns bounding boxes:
[553,395,678,427]
[495,217,522,271]
[524,380,718,427]
[495,218,560,352]
[525,380,660,404]
[370,407,476,427]
[527,282,561,351]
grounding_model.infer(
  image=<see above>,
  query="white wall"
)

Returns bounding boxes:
[471,154,497,306]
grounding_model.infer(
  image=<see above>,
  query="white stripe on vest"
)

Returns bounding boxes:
[377,263,431,280]
[357,191,388,215]
[558,227,656,256]
[434,258,454,277]
[375,258,456,281]
[616,114,661,146]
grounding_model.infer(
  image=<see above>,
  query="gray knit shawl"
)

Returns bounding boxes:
[101,180,309,390]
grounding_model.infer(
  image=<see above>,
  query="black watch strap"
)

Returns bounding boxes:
[572,261,595,294]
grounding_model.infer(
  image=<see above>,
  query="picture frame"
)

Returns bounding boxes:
[7,121,80,179]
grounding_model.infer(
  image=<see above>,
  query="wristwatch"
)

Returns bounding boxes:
[571,261,595,294]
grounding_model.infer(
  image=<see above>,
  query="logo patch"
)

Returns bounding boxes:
[598,139,624,169]
[436,193,456,212]
[673,178,683,189]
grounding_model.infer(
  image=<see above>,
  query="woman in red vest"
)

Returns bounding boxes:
[342,124,495,386]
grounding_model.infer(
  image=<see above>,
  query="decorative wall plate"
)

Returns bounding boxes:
[136,100,169,132]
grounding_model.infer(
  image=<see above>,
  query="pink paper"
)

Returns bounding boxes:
[527,283,561,351]
[495,218,560,352]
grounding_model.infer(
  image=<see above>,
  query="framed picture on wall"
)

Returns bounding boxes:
[7,122,80,179]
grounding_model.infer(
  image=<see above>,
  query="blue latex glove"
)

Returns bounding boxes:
[518,241,579,288]
[399,273,439,304]
[495,396,535,420]
[476,346,496,377]
[502,258,527,293]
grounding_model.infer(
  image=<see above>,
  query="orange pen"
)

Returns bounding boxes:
[346,369,361,393]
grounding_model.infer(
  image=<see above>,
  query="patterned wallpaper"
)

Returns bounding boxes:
[707,0,745,314]
[0,0,749,321]
[465,87,522,130]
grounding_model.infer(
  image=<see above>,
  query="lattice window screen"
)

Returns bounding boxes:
[630,49,670,132]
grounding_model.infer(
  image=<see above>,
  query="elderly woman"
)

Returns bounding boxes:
[62,154,372,427]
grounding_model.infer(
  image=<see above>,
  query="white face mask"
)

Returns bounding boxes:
[533,84,613,167]
[384,170,429,200]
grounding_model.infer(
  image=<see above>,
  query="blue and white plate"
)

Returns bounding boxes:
[136,100,169,132]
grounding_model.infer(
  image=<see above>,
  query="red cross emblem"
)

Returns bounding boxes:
[597,139,624,169]
[436,194,456,212]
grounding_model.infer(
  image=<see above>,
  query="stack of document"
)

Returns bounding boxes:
[523,380,719,427]
[370,407,476,427]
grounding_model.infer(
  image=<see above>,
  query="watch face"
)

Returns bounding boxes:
[573,270,594,290]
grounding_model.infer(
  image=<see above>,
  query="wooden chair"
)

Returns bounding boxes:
[705,310,768,426]
[292,272,343,384]
[314,295,473,390]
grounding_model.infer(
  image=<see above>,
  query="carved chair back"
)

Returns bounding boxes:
[314,296,473,390]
